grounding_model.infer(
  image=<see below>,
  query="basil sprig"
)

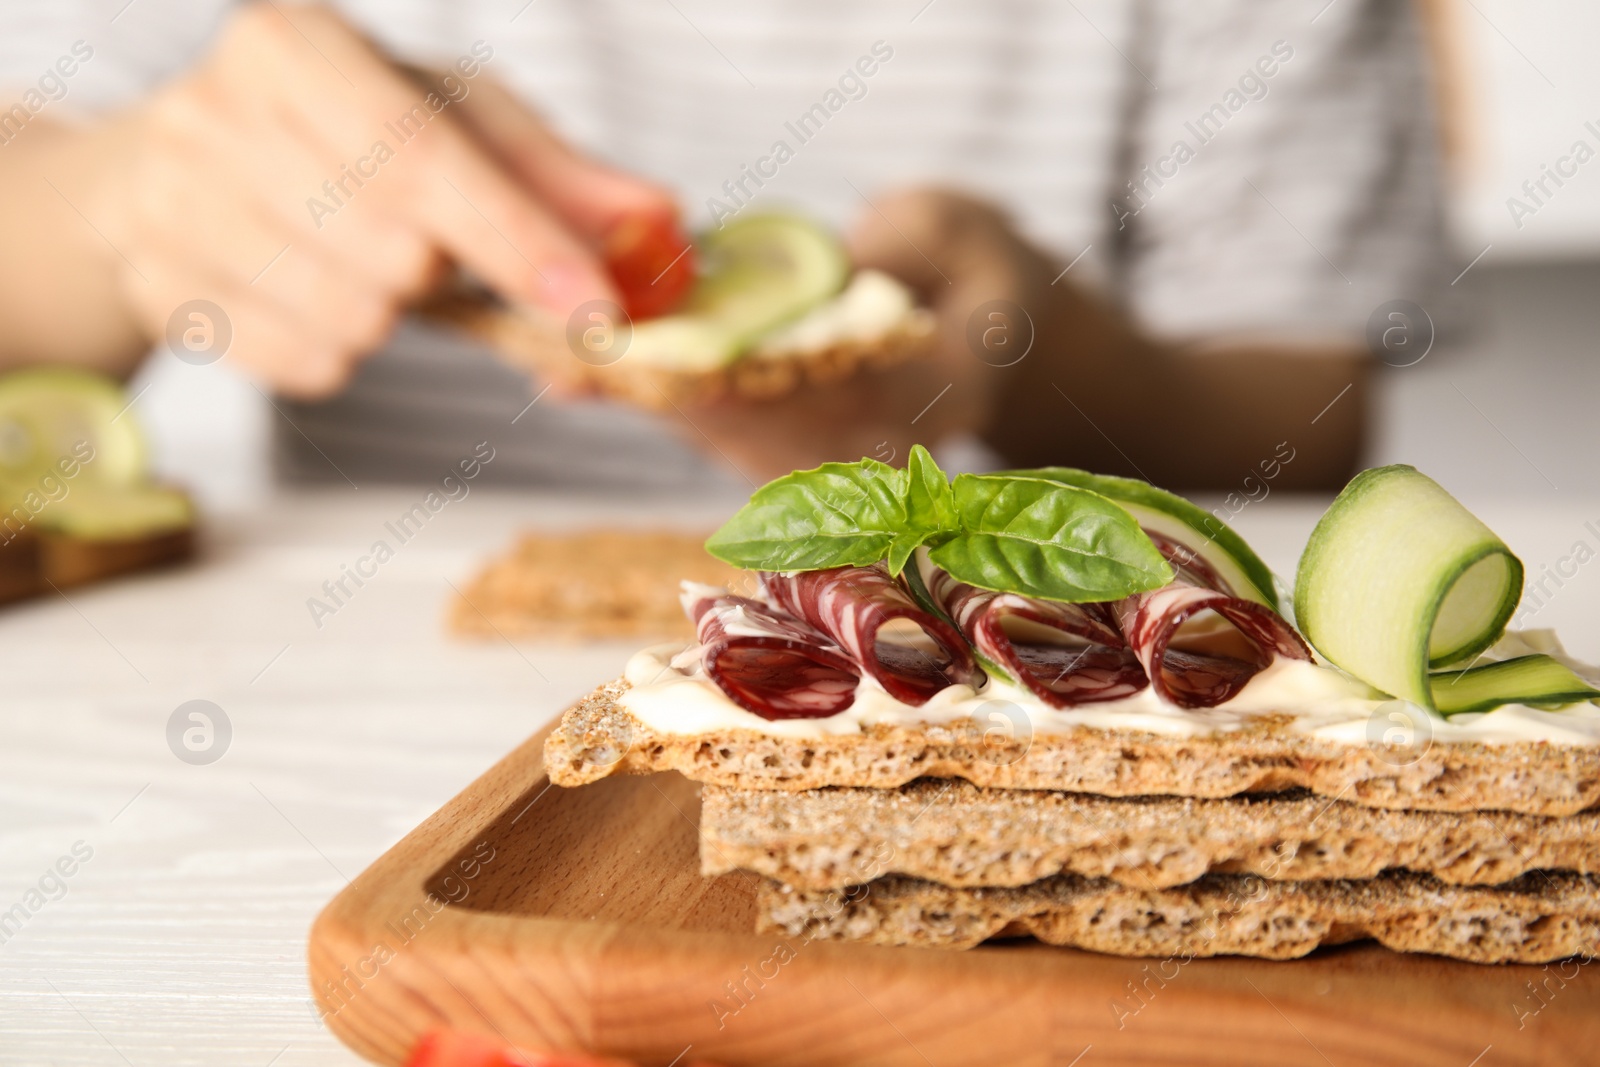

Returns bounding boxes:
[705,446,1173,603]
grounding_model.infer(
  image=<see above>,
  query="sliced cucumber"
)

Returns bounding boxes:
[1430,654,1600,716]
[903,546,948,621]
[1294,465,1523,710]
[39,484,193,542]
[1010,467,1279,608]
[620,318,737,373]
[626,214,850,370]
[0,368,147,486]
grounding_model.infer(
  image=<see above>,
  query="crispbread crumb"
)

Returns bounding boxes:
[756,871,1600,962]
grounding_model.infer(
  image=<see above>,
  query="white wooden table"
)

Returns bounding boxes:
[1,487,1596,1066]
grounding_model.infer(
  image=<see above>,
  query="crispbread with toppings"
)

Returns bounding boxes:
[544,680,1600,816]
[419,288,935,410]
[700,778,1600,890]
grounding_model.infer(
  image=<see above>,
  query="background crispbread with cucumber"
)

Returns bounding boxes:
[0,367,197,600]
[421,212,935,407]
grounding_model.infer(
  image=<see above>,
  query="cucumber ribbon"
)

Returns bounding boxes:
[1295,465,1599,714]
[1004,467,1281,609]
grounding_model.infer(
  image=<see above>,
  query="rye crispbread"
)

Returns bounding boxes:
[545,682,1600,816]
[449,529,748,641]
[418,288,935,409]
[757,870,1600,962]
[701,779,1600,890]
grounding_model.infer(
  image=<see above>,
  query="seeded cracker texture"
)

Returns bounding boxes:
[419,289,935,409]
[700,779,1600,890]
[544,681,1600,816]
[757,871,1600,962]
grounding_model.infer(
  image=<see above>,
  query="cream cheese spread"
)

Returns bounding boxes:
[621,629,1600,745]
[752,269,930,358]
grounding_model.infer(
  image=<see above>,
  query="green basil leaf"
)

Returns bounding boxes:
[885,536,918,578]
[903,444,956,537]
[706,459,908,571]
[928,474,1173,602]
[885,444,958,576]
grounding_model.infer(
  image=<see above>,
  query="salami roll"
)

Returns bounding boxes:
[679,584,861,720]
[1115,534,1311,709]
[762,566,980,706]
[922,565,1147,707]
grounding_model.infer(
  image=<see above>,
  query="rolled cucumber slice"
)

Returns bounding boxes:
[626,214,850,370]
[902,546,948,621]
[1294,465,1524,710]
[0,368,147,486]
[1009,467,1279,608]
[1430,655,1600,716]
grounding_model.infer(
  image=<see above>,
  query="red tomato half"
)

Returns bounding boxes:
[603,213,697,320]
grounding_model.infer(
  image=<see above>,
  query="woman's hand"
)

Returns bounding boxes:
[94,2,676,396]
[666,185,1367,489]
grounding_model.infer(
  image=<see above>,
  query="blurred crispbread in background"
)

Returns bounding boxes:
[449,528,749,641]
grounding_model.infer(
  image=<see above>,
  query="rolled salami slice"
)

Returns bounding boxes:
[1116,534,1311,709]
[763,566,980,706]
[923,565,1147,707]
[680,584,861,720]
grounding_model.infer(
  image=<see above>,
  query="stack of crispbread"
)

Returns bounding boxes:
[545,681,1600,963]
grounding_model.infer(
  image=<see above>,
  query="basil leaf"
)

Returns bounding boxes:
[886,444,958,576]
[903,444,956,534]
[928,475,1173,602]
[706,459,908,571]
[889,531,934,579]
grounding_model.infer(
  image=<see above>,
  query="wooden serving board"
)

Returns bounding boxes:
[0,525,194,604]
[310,717,1600,1067]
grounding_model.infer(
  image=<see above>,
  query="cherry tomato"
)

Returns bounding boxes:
[404,1029,628,1067]
[602,212,697,320]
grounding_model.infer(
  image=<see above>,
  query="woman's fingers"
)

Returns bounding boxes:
[215,4,617,316]
[164,86,442,301]
[114,96,410,394]
[847,186,1041,297]
[104,0,647,400]
[447,76,679,241]
[133,241,350,397]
